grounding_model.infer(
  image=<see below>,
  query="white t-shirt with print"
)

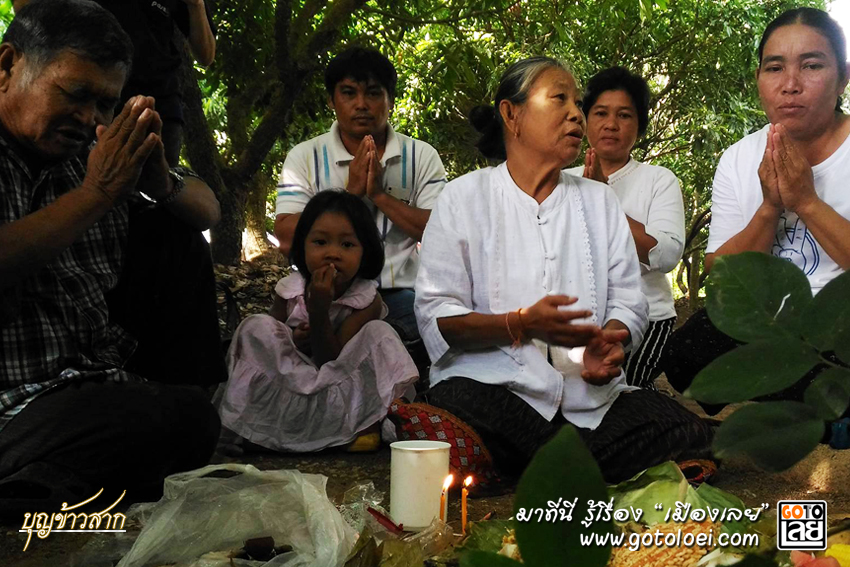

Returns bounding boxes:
[707,124,850,294]
[276,122,447,290]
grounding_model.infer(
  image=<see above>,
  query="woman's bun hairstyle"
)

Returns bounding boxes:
[469,104,506,160]
[470,104,497,133]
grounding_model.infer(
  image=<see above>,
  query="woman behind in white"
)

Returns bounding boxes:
[664,7,850,406]
[414,57,712,483]
[567,67,685,389]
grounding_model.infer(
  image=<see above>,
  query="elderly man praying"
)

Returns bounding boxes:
[0,0,220,514]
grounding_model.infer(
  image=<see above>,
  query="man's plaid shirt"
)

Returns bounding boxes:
[0,136,139,434]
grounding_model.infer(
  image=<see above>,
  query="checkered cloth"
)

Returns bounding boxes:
[388,399,496,483]
[0,137,140,435]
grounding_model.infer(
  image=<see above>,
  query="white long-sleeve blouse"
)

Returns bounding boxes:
[415,163,648,429]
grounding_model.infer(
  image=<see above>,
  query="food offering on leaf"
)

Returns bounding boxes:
[606,520,719,567]
[498,530,523,562]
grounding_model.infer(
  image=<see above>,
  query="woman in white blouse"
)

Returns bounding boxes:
[414,57,711,483]
[568,67,685,389]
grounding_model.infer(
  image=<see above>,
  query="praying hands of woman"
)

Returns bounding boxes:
[758,123,819,215]
[582,148,609,184]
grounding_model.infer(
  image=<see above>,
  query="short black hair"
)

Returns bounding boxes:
[759,7,847,111]
[3,0,133,73]
[582,67,651,136]
[290,191,385,282]
[325,47,397,103]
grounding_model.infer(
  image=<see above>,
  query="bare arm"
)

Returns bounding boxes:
[706,130,783,273]
[336,294,383,346]
[705,202,780,272]
[370,193,431,241]
[437,295,599,351]
[772,123,850,270]
[144,174,221,231]
[625,216,657,265]
[274,212,300,257]
[183,0,216,66]
[796,199,850,270]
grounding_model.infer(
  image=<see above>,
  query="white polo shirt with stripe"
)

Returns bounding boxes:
[276,122,447,290]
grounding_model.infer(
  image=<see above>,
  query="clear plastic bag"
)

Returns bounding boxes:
[116,464,356,567]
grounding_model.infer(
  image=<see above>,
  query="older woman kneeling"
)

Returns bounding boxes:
[414,57,712,483]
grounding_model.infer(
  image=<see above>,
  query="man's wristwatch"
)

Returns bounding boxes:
[157,168,185,206]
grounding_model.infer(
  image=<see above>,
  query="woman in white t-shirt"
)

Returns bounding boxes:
[568,67,685,389]
[664,7,850,408]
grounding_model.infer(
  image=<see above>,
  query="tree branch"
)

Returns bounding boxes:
[275,0,294,79]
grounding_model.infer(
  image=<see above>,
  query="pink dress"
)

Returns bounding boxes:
[218,273,418,452]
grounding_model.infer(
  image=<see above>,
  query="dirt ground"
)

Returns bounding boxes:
[2,261,848,565]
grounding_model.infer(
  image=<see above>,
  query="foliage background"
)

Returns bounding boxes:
[0,0,841,302]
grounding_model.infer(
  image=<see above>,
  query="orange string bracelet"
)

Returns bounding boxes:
[506,312,518,345]
[507,309,525,348]
[516,308,527,341]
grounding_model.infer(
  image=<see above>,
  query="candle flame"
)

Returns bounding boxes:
[442,474,454,491]
[464,475,473,487]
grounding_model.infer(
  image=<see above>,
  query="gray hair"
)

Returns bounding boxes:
[3,0,133,80]
[470,57,572,160]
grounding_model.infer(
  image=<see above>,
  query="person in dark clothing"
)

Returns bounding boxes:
[0,0,221,514]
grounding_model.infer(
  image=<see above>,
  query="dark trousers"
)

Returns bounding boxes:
[623,317,676,389]
[0,380,220,514]
[424,378,713,483]
[107,206,227,387]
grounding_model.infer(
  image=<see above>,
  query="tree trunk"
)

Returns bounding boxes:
[211,185,249,264]
[243,175,274,260]
[688,248,703,311]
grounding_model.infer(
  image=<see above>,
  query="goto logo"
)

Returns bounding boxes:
[777,500,827,550]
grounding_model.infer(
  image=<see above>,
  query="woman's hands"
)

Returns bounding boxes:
[582,328,629,385]
[306,264,337,316]
[522,295,597,347]
[522,296,629,385]
[582,148,609,184]
[758,123,819,214]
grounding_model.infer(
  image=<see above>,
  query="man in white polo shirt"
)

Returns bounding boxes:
[274,46,447,365]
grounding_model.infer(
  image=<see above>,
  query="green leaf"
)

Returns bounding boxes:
[687,339,820,403]
[801,269,850,352]
[706,253,813,343]
[378,539,425,567]
[836,324,850,364]
[458,520,515,553]
[344,527,380,567]
[514,426,611,567]
[713,402,825,472]
[459,550,523,567]
[804,367,850,420]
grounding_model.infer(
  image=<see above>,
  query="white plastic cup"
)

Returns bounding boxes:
[390,440,451,531]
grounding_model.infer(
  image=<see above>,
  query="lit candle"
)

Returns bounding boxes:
[462,476,473,535]
[439,474,454,522]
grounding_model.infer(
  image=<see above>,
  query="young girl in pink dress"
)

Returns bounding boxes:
[218,191,418,452]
